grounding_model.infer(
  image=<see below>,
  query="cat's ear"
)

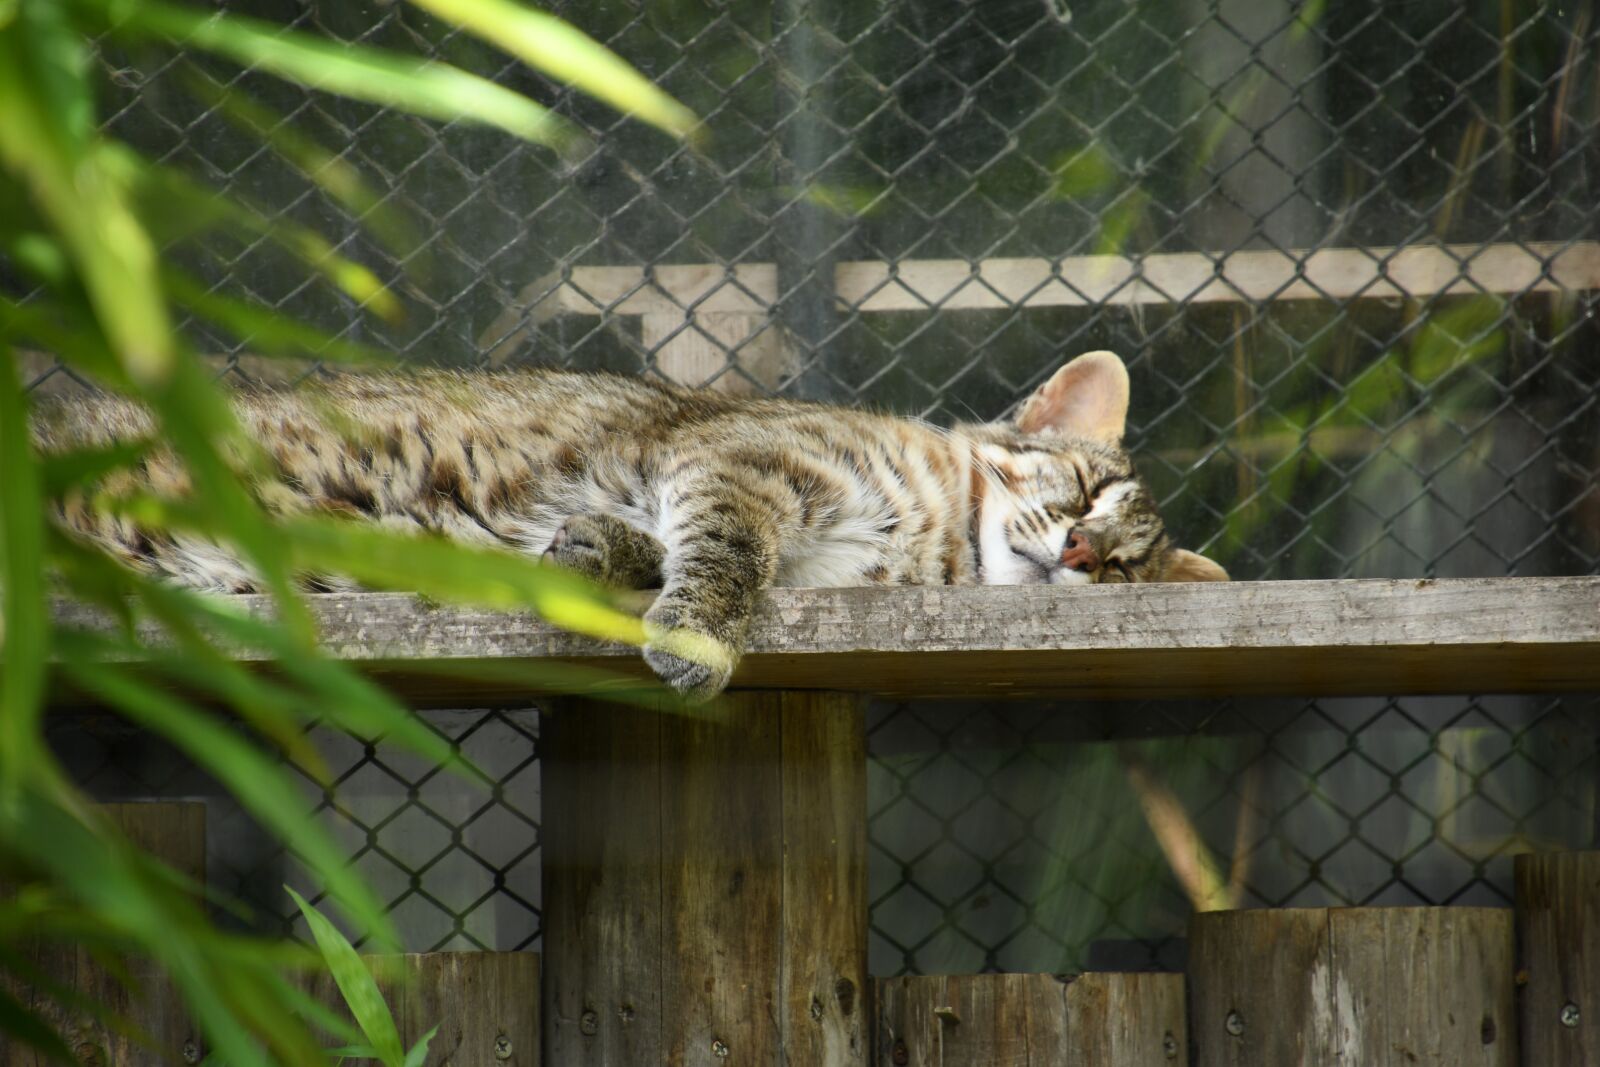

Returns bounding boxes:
[1014,350,1130,442]
[1163,548,1229,583]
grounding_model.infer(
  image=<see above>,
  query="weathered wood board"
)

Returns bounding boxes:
[49,577,1600,704]
[1516,851,1600,1066]
[302,952,540,1067]
[543,692,867,1067]
[1188,906,1515,1066]
[875,972,1185,1066]
[486,241,1600,330]
[3,803,206,1067]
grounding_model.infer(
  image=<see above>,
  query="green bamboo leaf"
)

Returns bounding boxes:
[254,964,364,1048]
[56,644,397,954]
[402,1025,439,1067]
[179,69,420,260]
[0,983,77,1065]
[99,1,583,151]
[1,791,278,1067]
[101,567,460,769]
[278,516,648,645]
[144,356,314,643]
[327,1045,381,1059]
[407,0,698,140]
[0,11,173,384]
[0,297,132,388]
[40,439,152,499]
[286,887,404,1067]
[136,644,332,783]
[0,343,47,808]
[105,150,403,324]
[165,271,391,367]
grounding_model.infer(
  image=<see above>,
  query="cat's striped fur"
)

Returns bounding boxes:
[33,350,1225,700]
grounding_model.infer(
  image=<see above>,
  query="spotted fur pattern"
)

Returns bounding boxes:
[32,351,1225,700]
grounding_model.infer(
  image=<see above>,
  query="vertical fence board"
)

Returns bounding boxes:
[1329,908,1513,1065]
[4,802,205,1067]
[542,700,664,1066]
[660,692,784,1066]
[877,972,1183,1066]
[1059,972,1186,1065]
[545,691,868,1067]
[1516,851,1600,1066]
[303,952,539,1065]
[781,691,868,1067]
[1188,909,1326,1066]
[1190,907,1514,1066]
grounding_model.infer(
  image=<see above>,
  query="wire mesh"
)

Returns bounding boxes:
[26,0,1600,972]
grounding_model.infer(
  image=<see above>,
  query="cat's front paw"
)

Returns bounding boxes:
[642,602,738,703]
[541,515,609,582]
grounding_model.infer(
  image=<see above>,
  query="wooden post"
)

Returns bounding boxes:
[4,802,206,1067]
[875,972,1185,1066]
[304,952,541,1066]
[1516,851,1600,1065]
[542,691,867,1067]
[1188,907,1515,1065]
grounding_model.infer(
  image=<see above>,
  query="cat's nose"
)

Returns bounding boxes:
[1060,529,1099,572]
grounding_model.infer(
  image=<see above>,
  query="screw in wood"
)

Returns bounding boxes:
[1163,1031,1178,1058]
[711,1037,731,1058]
[1561,1003,1581,1028]
[182,1041,200,1065]
[1225,1010,1245,1037]
[579,1009,600,1036]
[494,1034,512,1060]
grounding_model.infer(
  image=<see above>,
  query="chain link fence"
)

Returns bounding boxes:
[29,0,1600,973]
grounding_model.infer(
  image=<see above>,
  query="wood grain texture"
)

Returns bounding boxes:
[1056,972,1185,1065]
[660,692,785,1067]
[781,693,868,1067]
[1189,907,1514,1067]
[303,952,539,1066]
[485,242,1600,332]
[876,972,1184,1066]
[5,803,205,1067]
[542,698,664,1067]
[542,693,868,1067]
[50,577,1600,704]
[1516,851,1600,1066]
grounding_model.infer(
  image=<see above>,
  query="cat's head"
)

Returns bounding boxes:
[967,350,1227,586]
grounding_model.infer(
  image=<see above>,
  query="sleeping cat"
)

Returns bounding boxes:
[34,350,1225,700]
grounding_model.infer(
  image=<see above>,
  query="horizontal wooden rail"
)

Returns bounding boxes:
[483,241,1600,353]
[50,577,1600,704]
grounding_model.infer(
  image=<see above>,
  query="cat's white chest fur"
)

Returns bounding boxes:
[773,496,896,588]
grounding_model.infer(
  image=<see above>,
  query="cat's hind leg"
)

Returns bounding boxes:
[542,513,665,589]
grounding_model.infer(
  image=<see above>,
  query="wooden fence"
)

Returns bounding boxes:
[479,242,1600,389]
[18,577,1600,1064]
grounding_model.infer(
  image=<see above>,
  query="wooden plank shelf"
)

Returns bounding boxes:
[51,576,1600,704]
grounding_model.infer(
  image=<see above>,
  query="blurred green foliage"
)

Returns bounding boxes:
[0,0,692,1062]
